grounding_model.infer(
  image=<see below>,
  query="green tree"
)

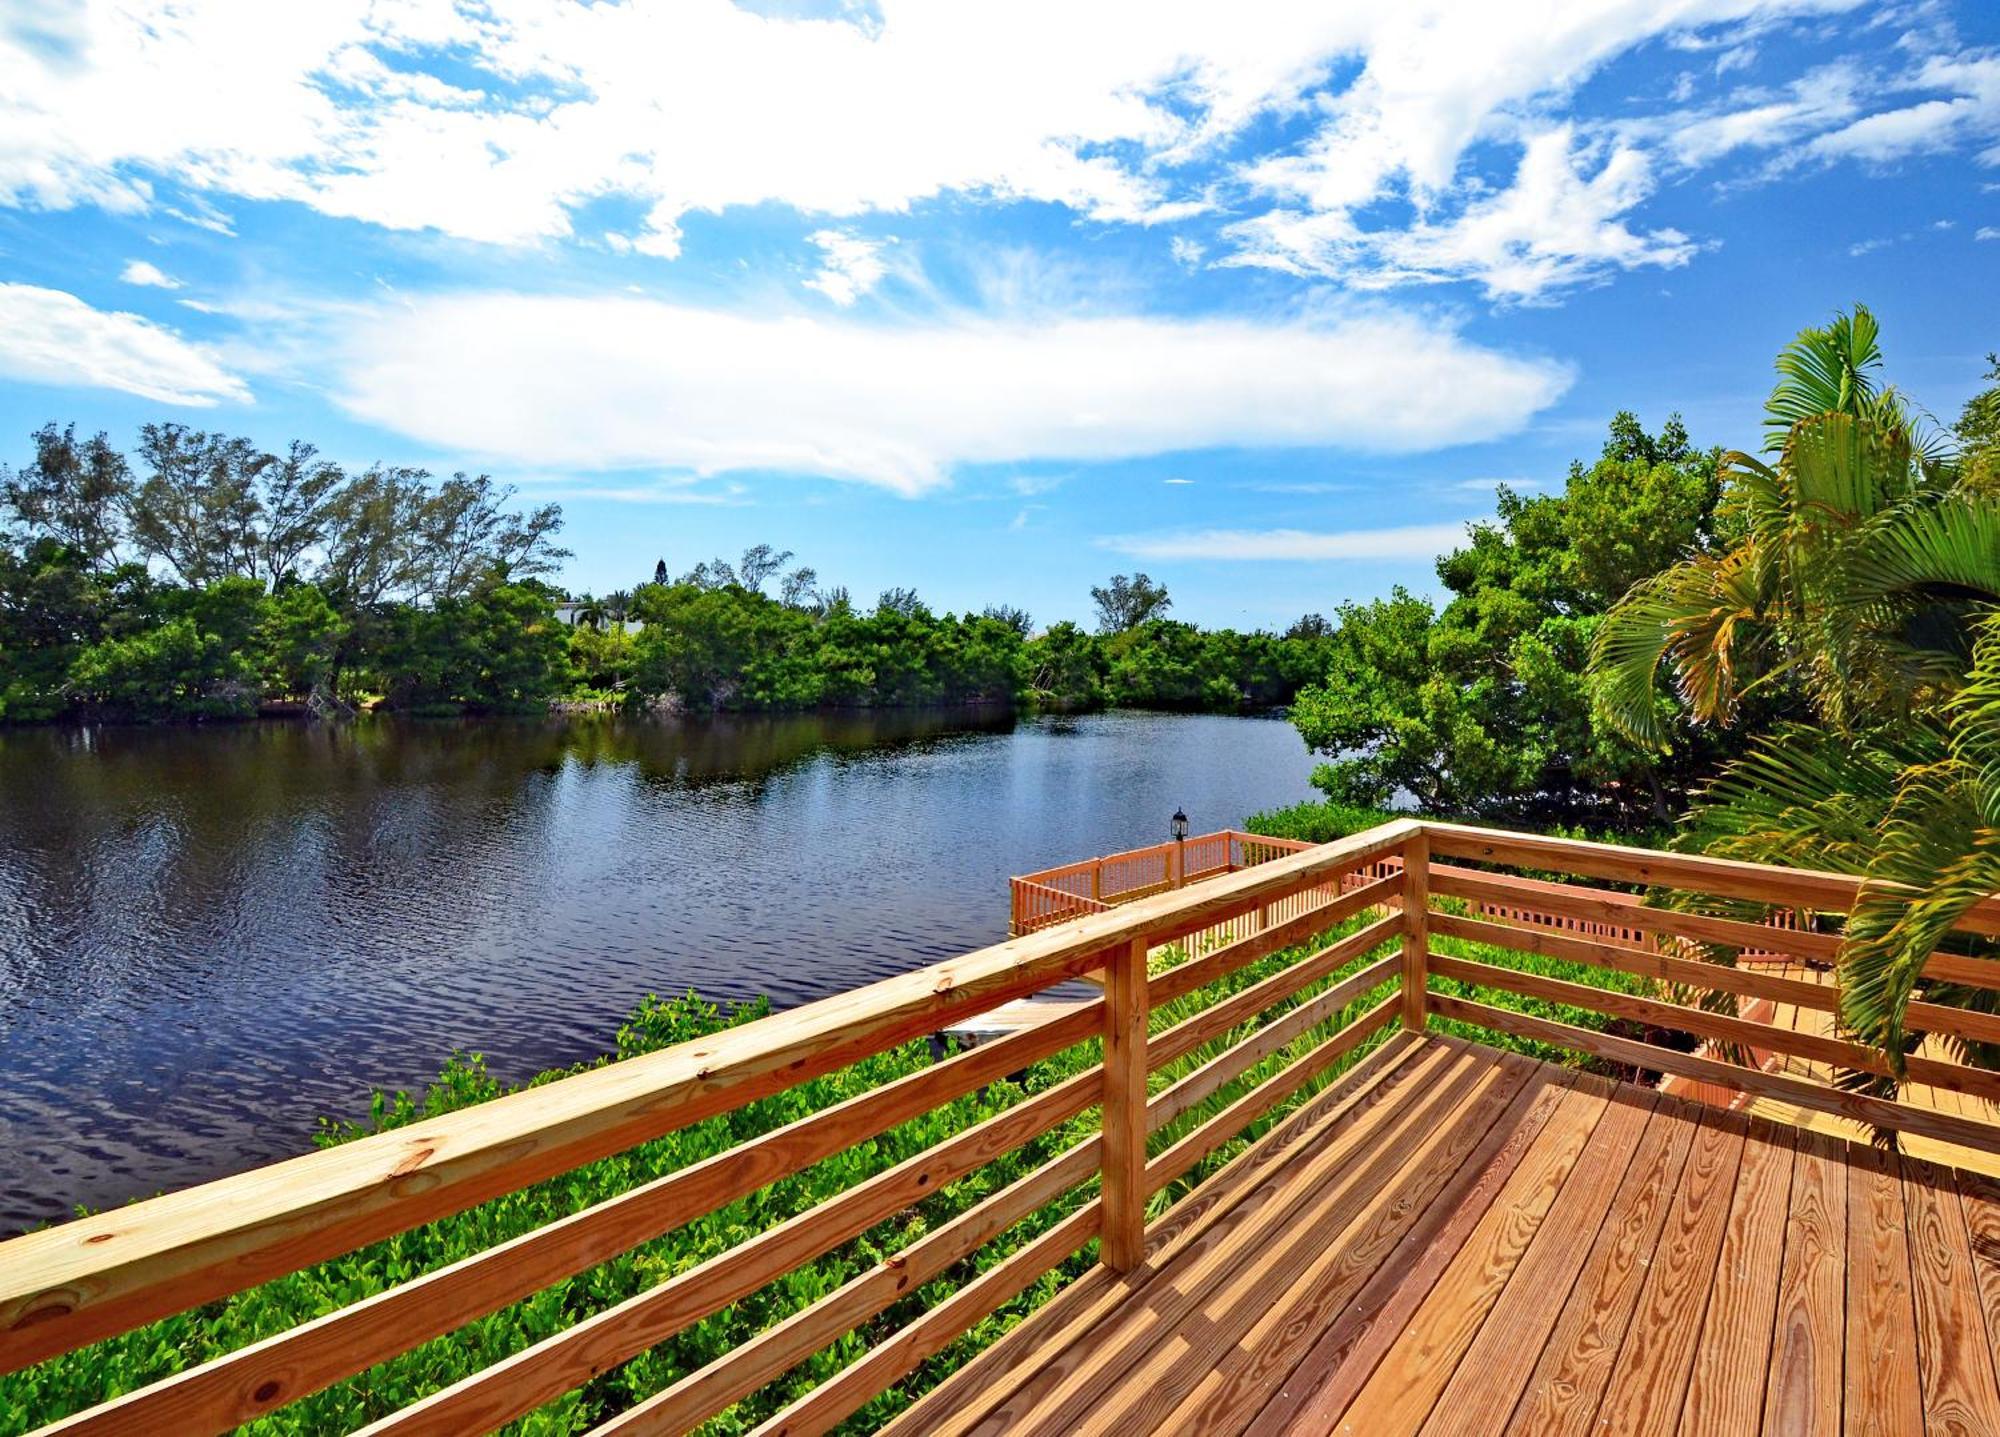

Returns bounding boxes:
[1292,413,1728,827]
[257,584,347,700]
[1024,621,1104,709]
[2,423,130,569]
[1090,572,1172,633]
[380,582,570,713]
[66,581,265,721]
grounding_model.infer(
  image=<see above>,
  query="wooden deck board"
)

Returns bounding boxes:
[991,1045,1486,1437]
[1592,1107,1749,1437]
[1243,1066,1578,1436]
[887,1036,2000,1437]
[1413,1081,1657,1437]
[1762,1130,1849,1435]
[1134,1054,1543,1435]
[1500,1095,1704,1437]
[1680,1118,1796,1434]
[1902,1155,2000,1437]
[1847,1144,1924,1437]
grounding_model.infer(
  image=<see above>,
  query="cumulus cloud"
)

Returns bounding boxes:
[119,259,181,288]
[0,1,1351,252]
[0,283,250,406]
[804,230,889,306]
[327,294,1570,495]
[0,0,1915,303]
[1098,522,1477,561]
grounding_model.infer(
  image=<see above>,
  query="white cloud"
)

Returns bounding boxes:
[1169,236,1206,268]
[1803,55,2000,164]
[0,1,1357,253]
[1657,63,1864,167]
[1979,226,2000,240]
[328,293,1570,495]
[1238,480,1353,494]
[1162,477,1195,485]
[1232,129,1698,301]
[0,0,1879,306]
[0,283,250,406]
[803,230,889,306]
[1098,521,1476,561]
[119,258,181,288]
[1848,236,1893,255]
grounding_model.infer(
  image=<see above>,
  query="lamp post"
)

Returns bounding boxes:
[1171,806,1188,887]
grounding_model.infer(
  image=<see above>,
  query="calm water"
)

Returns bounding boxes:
[0,709,1318,1232]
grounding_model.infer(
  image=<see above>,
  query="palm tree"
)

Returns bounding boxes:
[605,589,633,627]
[1591,306,2000,1085]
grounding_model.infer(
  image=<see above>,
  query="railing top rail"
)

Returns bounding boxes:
[1012,831,1232,889]
[0,816,1422,1376]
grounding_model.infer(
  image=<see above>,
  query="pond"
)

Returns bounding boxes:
[0,709,1320,1232]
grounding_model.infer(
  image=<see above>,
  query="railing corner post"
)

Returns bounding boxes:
[1402,829,1430,1031]
[1100,936,1149,1273]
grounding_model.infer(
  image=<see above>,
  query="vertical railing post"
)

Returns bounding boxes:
[1401,829,1430,1030]
[1100,936,1149,1272]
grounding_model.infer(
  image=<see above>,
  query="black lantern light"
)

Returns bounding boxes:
[1171,806,1189,843]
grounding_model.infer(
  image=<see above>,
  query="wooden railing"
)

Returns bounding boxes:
[0,821,1419,1436]
[7,819,2000,1436]
[1412,822,2000,1163]
[1008,829,1313,935]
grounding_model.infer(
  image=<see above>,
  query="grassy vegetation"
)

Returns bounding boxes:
[3,888,1663,1436]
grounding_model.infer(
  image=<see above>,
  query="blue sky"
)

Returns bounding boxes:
[1,0,1997,629]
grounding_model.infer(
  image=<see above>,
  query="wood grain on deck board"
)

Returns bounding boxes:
[1242,1065,1579,1437]
[1313,1074,1617,1434]
[1846,1143,1924,1437]
[1500,1096,1706,1437]
[1761,1130,1849,1436]
[964,1045,1499,1436]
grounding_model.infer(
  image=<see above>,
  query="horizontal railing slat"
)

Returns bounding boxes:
[1144,997,1401,1194]
[1425,822,2000,937]
[592,1136,1104,1434]
[355,1071,1106,1436]
[1428,911,1838,1013]
[0,818,1420,1378]
[1146,959,1400,1135]
[1429,952,2000,1108]
[1149,876,1400,1010]
[1430,863,2000,990]
[1149,919,1403,1075]
[742,1204,1102,1437]
[39,1004,1105,1436]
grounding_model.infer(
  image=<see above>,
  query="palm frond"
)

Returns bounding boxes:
[1764,304,1882,451]
[1591,549,1771,748]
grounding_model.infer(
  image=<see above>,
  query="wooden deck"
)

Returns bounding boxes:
[890,1031,2000,1437]
[13,819,2000,1436]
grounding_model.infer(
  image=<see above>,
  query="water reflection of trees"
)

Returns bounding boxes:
[0,711,1023,995]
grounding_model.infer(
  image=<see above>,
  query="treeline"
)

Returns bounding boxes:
[565,572,1334,716]
[0,423,571,721]
[0,424,1336,722]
